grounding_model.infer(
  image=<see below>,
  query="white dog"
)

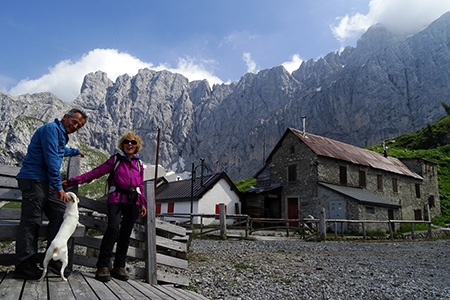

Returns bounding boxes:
[39,192,80,282]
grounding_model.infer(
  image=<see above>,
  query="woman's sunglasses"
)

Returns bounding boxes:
[123,139,138,145]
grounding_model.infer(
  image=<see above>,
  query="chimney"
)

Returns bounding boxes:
[302,116,307,137]
[383,141,388,158]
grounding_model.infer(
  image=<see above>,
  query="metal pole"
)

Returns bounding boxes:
[190,163,195,230]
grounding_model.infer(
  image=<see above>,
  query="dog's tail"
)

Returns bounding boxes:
[52,247,59,259]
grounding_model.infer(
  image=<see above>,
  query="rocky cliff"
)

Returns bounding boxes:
[2,12,450,181]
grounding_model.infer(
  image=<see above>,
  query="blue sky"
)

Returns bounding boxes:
[1,0,450,102]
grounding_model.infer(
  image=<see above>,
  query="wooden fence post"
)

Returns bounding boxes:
[144,181,157,284]
[245,215,249,238]
[219,203,227,239]
[66,155,80,272]
[319,207,326,240]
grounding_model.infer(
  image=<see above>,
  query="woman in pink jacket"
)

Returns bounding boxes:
[63,132,147,282]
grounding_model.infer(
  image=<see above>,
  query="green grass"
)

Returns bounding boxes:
[365,115,450,219]
[234,177,256,191]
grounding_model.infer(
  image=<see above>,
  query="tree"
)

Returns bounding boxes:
[440,101,450,116]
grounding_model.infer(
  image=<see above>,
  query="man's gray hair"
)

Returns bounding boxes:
[67,108,88,121]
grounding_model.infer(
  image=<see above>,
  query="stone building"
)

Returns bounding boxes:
[242,128,440,232]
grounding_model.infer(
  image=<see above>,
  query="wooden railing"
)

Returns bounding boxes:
[158,206,436,241]
[0,156,190,286]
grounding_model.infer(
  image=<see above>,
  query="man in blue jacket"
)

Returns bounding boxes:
[14,108,88,280]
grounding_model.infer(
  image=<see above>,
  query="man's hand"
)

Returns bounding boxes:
[80,150,85,158]
[56,189,69,202]
[140,206,147,217]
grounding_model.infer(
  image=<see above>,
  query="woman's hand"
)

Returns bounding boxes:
[61,180,68,189]
[140,206,147,217]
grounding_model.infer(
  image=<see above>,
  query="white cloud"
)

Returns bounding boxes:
[282,54,303,74]
[8,49,223,102]
[154,56,223,86]
[243,52,257,74]
[332,0,450,43]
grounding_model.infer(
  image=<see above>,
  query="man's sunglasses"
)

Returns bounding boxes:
[123,139,138,145]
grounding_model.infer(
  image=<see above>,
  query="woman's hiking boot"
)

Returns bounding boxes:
[111,267,129,281]
[95,267,111,282]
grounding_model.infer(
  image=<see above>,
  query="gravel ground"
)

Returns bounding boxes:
[180,236,450,300]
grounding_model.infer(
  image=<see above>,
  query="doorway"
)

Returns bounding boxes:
[287,197,299,227]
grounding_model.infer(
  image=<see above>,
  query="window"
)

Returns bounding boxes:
[156,203,161,215]
[288,165,297,182]
[168,202,174,213]
[377,175,383,190]
[290,145,295,154]
[359,170,366,188]
[414,209,422,220]
[392,178,398,193]
[366,206,375,214]
[339,166,347,186]
[428,195,435,208]
[415,184,421,198]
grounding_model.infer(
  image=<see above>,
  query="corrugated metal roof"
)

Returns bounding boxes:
[241,183,282,194]
[319,182,401,208]
[156,172,240,202]
[290,128,422,180]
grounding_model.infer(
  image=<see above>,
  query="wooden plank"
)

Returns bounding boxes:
[156,235,187,253]
[0,221,85,240]
[172,288,210,300]
[0,272,24,300]
[153,285,192,299]
[156,253,188,269]
[0,188,21,202]
[21,278,47,300]
[156,270,190,286]
[126,280,167,300]
[0,176,18,189]
[0,209,21,220]
[67,271,99,300]
[144,181,157,284]
[77,196,108,214]
[162,286,208,300]
[79,214,107,232]
[155,220,186,237]
[82,272,120,299]
[73,254,98,268]
[128,280,177,300]
[47,273,76,300]
[0,165,20,177]
[110,277,152,299]
[105,278,136,300]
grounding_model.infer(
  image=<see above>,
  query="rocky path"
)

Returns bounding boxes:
[181,237,450,300]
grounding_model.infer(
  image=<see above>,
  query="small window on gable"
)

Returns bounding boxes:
[359,170,366,188]
[288,164,297,182]
[366,206,375,214]
[377,175,383,190]
[415,184,421,198]
[290,145,295,154]
[339,166,347,186]
[392,178,398,193]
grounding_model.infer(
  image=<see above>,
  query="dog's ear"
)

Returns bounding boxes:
[67,192,79,203]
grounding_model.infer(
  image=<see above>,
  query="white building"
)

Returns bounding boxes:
[154,172,241,226]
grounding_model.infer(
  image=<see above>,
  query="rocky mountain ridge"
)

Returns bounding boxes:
[2,12,450,181]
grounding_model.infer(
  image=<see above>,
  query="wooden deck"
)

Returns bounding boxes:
[0,271,209,300]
